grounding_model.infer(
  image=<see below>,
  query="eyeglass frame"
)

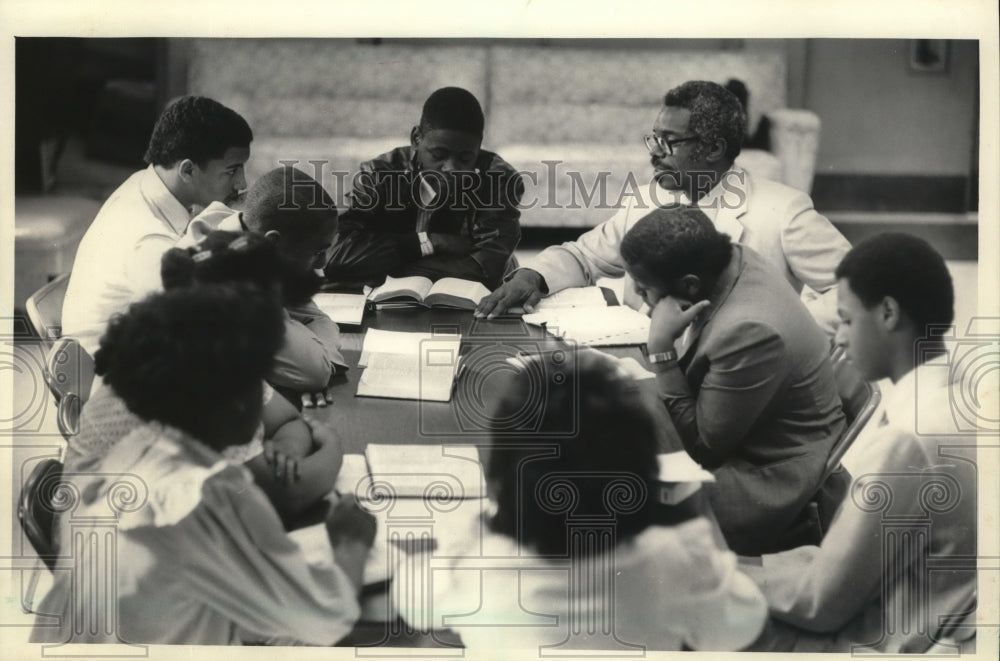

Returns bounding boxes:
[643,133,700,156]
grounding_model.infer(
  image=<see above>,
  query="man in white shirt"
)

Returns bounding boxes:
[61,96,252,355]
[476,80,850,337]
[741,233,977,653]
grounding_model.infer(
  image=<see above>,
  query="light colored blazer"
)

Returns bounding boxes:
[527,168,851,336]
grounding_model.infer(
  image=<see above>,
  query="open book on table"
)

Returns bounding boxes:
[313,293,367,326]
[368,275,490,310]
[508,286,609,314]
[356,328,462,402]
[364,443,485,499]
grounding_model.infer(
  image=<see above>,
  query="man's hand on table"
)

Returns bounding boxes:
[475,268,546,319]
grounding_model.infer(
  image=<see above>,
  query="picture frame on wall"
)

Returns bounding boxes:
[910,39,949,73]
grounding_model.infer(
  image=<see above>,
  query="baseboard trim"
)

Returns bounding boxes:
[811,174,972,213]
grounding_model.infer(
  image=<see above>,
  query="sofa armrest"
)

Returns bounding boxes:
[768,108,822,193]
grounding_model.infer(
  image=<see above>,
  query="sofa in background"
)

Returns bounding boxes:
[185,39,821,227]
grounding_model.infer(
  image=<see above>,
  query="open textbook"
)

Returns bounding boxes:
[368,275,490,310]
[364,443,486,499]
[313,292,367,325]
[523,305,651,346]
[356,328,462,401]
[507,286,609,314]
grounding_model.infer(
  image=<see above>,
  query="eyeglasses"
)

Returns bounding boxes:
[643,133,700,156]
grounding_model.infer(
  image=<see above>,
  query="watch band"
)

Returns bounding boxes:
[646,349,678,365]
[417,231,434,257]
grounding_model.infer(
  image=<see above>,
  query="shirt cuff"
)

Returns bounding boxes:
[418,231,434,257]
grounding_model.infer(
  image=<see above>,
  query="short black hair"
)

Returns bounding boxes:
[419,87,484,137]
[620,206,733,283]
[161,230,281,294]
[486,349,659,556]
[94,285,284,446]
[143,96,252,168]
[835,232,954,333]
[243,166,338,240]
[664,81,746,162]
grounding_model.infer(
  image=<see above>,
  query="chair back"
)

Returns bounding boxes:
[25,273,70,345]
[824,347,882,477]
[44,337,94,440]
[45,337,94,404]
[17,458,64,571]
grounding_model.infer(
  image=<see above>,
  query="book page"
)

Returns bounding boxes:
[657,451,715,483]
[365,444,485,498]
[367,274,433,303]
[425,277,491,309]
[313,293,367,325]
[523,306,651,346]
[358,328,448,366]
[534,286,608,310]
[356,351,456,402]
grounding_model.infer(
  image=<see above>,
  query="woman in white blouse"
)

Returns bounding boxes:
[31,285,374,645]
[427,349,768,652]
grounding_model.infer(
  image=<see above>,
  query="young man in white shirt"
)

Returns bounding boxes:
[61,95,252,356]
[741,233,977,653]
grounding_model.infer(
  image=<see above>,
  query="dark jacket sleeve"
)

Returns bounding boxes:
[467,154,524,288]
[324,153,422,283]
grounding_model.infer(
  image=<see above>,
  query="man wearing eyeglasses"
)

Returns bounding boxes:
[476,80,850,337]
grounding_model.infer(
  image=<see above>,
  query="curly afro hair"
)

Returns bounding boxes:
[161,230,281,293]
[485,349,660,556]
[94,284,285,441]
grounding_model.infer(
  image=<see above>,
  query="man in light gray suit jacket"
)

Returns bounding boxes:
[476,80,850,337]
[622,206,848,556]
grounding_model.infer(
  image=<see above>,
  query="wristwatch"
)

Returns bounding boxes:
[646,348,678,365]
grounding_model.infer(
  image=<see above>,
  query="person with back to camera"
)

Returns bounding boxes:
[619,206,848,556]
[32,285,376,645]
[68,230,345,525]
[428,348,768,652]
[181,166,348,407]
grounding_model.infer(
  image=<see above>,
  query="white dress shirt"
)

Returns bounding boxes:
[740,355,977,652]
[525,168,850,336]
[62,166,191,355]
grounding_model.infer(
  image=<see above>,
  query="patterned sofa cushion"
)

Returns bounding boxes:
[188,39,488,138]
[487,45,787,144]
